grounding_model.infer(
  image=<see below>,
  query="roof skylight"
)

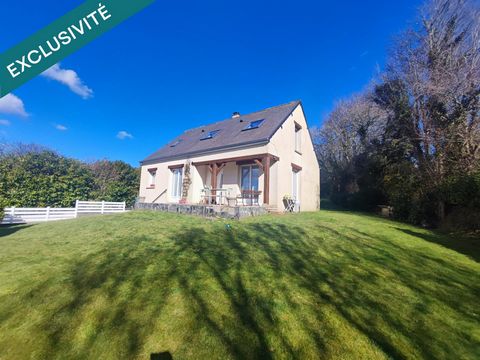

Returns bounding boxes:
[243,119,265,131]
[200,129,220,140]
[170,139,183,147]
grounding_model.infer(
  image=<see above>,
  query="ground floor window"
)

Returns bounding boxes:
[148,168,157,187]
[171,168,183,200]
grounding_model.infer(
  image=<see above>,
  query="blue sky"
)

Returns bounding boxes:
[0,0,422,166]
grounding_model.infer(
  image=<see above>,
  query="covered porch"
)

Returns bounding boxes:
[191,153,278,207]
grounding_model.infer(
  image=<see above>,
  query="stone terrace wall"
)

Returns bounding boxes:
[135,203,268,219]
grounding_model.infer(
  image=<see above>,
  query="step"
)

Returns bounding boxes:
[264,206,280,213]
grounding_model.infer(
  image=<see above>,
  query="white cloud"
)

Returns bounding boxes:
[0,94,28,117]
[54,124,68,131]
[42,63,93,99]
[117,131,133,140]
[0,119,11,126]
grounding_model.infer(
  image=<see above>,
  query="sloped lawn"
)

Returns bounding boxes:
[0,210,478,359]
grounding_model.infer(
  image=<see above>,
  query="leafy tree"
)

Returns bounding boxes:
[315,0,480,229]
[313,91,387,210]
[379,0,480,222]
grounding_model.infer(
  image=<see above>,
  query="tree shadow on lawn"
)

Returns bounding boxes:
[0,224,33,237]
[14,235,179,359]
[394,227,480,262]
[8,221,480,359]
[171,223,479,359]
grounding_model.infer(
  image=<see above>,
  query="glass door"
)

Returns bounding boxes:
[241,165,260,205]
[292,169,300,211]
[241,165,259,191]
[171,168,183,202]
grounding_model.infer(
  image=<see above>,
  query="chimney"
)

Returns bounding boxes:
[232,111,241,118]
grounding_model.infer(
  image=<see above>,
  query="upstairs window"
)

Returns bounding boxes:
[243,119,265,131]
[295,122,302,153]
[200,129,220,140]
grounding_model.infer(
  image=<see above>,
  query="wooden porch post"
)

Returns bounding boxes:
[211,163,218,199]
[263,155,270,205]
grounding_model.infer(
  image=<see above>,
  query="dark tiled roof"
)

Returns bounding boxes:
[141,100,301,164]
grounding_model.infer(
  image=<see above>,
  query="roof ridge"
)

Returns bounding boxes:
[182,100,300,134]
[241,100,301,117]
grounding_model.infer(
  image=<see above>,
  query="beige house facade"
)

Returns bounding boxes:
[139,101,320,212]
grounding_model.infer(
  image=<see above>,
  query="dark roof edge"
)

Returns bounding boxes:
[179,99,302,133]
[140,138,270,165]
[266,100,302,142]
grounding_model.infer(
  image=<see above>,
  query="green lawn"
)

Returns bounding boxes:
[0,211,479,359]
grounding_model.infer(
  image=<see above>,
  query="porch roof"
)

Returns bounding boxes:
[191,153,279,167]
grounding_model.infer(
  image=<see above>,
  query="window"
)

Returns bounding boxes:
[147,168,157,188]
[200,129,220,140]
[295,122,302,153]
[171,168,183,200]
[243,119,265,131]
[292,169,300,201]
[241,165,260,191]
[170,139,183,147]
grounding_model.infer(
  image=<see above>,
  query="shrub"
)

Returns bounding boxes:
[0,145,140,209]
[440,172,480,231]
[442,207,480,231]
[0,150,94,208]
[0,196,5,222]
[88,160,140,207]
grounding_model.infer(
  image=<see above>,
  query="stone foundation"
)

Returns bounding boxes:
[135,202,268,219]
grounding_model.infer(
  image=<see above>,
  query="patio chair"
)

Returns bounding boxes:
[201,186,212,204]
[283,197,296,212]
[236,192,245,206]
[252,190,262,206]
[225,188,237,207]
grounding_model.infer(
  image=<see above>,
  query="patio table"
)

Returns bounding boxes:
[237,190,262,206]
[202,188,230,205]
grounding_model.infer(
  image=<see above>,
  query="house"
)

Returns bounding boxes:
[138,101,320,212]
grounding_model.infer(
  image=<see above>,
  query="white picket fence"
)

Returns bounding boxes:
[1,201,126,225]
[76,201,126,215]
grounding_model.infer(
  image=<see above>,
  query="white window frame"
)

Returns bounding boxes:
[295,122,302,153]
[292,170,299,200]
[171,168,183,201]
[292,168,301,211]
[147,169,157,188]
[240,165,260,191]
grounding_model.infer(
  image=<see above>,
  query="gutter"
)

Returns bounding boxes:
[140,138,269,166]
